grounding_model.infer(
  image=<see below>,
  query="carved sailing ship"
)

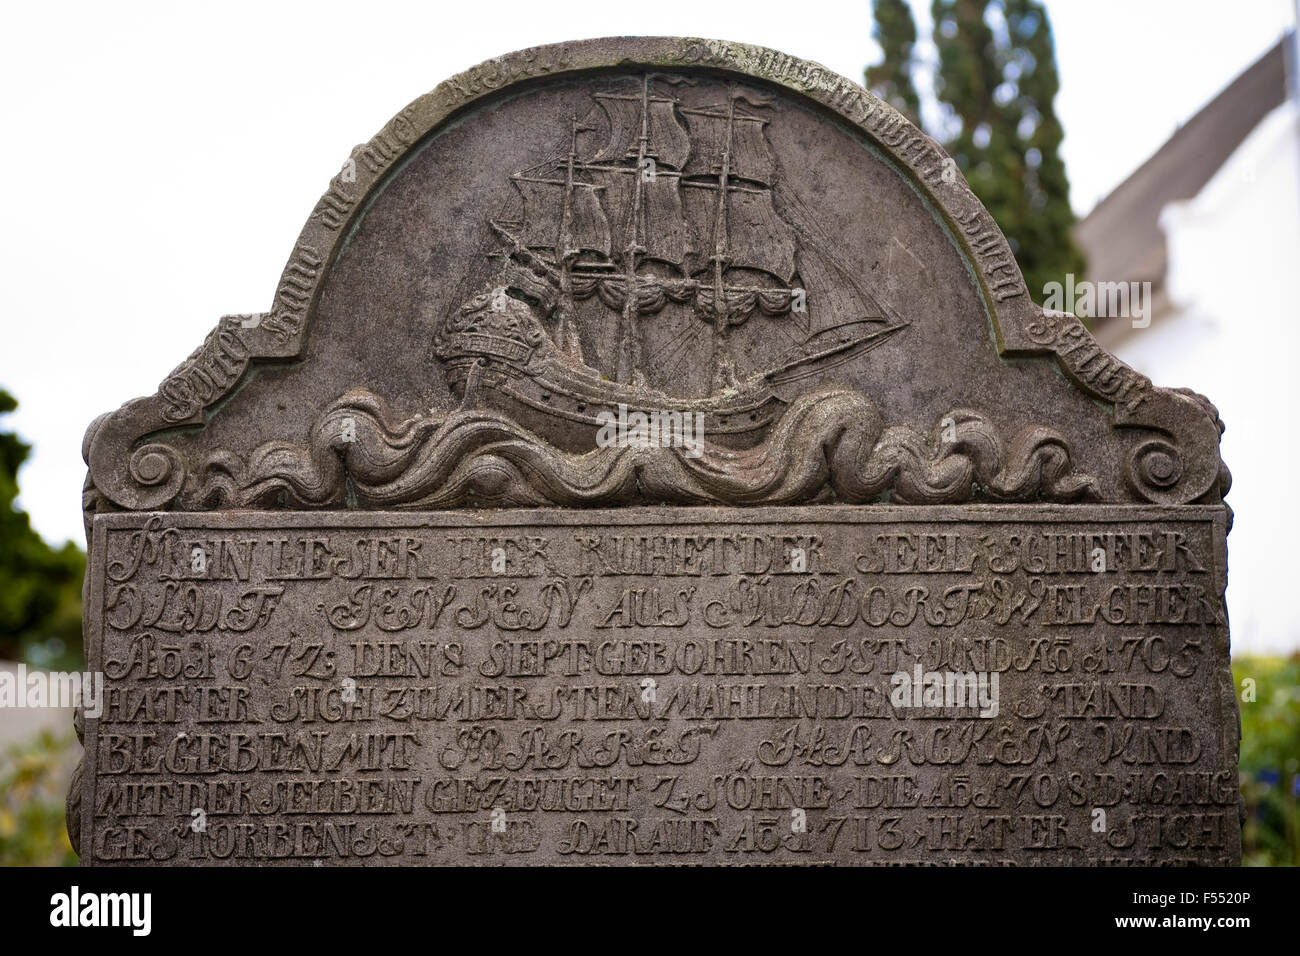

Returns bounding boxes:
[434,75,909,451]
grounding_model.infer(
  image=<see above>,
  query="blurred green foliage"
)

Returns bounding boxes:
[0,388,85,671]
[0,728,77,866]
[866,0,922,124]
[1234,653,1300,866]
[867,0,1086,306]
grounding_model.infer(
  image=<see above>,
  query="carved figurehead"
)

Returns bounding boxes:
[433,264,559,404]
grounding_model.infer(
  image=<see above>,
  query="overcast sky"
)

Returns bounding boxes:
[1,0,1294,547]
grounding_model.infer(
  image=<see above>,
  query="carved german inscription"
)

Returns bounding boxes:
[80,507,1235,865]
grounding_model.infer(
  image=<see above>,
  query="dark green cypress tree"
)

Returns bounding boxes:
[866,0,923,125]
[871,0,1085,299]
[997,0,1086,297]
[0,389,84,669]
[929,0,1005,201]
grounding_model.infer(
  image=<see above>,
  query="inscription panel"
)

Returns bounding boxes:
[81,507,1238,865]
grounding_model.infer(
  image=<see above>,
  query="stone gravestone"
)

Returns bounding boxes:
[71,38,1239,865]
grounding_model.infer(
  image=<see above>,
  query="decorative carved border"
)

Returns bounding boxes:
[83,36,1228,519]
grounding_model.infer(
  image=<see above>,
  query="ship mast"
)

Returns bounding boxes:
[554,115,583,361]
[613,75,651,386]
[707,90,739,392]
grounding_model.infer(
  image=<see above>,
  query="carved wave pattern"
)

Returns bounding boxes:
[184,388,1097,509]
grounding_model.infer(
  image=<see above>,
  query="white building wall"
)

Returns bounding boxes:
[1114,100,1300,654]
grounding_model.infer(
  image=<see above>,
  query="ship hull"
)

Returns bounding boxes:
[448,356,786,453]
[444,319,907,453]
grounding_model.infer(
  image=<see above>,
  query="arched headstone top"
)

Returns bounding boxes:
[83,36,1227,520]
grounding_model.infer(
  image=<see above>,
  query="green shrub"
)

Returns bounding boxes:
[1233,654,1300,866]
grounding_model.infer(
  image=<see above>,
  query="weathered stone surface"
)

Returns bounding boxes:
[73,37,1237,865]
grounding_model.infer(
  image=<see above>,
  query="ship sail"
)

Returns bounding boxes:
[682,184,796,283]
[514,177,611,258]
[681,108,774,184]
[587,168,689,267]
[794,242,885,331]
[591,94,691,169]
